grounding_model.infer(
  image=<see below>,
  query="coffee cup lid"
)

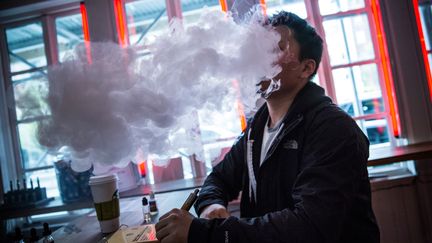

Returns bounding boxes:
[89,174,118,186]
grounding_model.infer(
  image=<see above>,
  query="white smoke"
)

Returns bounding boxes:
[31,8,282,172]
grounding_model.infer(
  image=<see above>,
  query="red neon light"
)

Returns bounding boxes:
[219,0,228,12]
[413,0,432,102]
[80,3,90,41]
[80,2,92,64]
[114,0,128,47]
[370,0,401,137]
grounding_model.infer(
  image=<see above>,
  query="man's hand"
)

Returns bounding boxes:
[155,208,194,243]
[200,204,230,219]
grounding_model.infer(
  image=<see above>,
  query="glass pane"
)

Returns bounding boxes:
[357,118,390,146]
[125,0,169,47]
[12,71,50,121]
[266,0,307,19]
[419,4,432,51]
[181,0,220,28]
[323,14,375,66]
[333,67,357,116]
[319,0,365,15]
[352,64,383,114]
[6,22,47,73]
[333,64,383,117]
[25,168,59,198]
[429,53,432,74]
[56,14,84,62]
[18,122,56,169]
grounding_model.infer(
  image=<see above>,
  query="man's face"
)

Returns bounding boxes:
[260,26,316,99]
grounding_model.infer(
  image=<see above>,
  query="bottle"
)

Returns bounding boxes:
[149,191,158,215]
[42,222,54,243]
[13,227,24,243]
[142,197,151,224]
[29,228,39,243]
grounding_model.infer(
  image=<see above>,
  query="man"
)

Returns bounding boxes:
[155,11,380,243]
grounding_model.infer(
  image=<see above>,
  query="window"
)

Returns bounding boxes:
[56,13,85,62]
[266,0,307,18]
[124,0,242,184]
[418,2,432,76]
[266,0,394,148]
[181,0,221,27]
[2,12,85,197]
[125,0,169,53]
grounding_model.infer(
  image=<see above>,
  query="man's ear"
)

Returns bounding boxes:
[300,59,316,79]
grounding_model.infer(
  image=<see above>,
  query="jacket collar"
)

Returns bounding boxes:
[249,82,332,139]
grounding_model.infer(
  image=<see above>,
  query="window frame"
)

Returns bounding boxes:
[0,8,82,185]
[304,0,397,147]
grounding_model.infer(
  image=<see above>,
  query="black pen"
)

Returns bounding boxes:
[181,189,199,211]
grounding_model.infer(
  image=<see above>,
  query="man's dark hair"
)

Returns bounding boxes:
[269,11,323,79]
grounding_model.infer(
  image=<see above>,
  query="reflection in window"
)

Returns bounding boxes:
[56,14,85,62]
[419,4,432,72]
[6,22,47,73]
[357,118,389,146]
[12,72,50,121]
[332,64,382,117]
[266,0,307,19]
[125,0,169,48]
[323,14,374,66]
[18,122,56,169]
[318,0,365,15]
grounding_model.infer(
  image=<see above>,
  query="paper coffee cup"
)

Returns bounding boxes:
[89,174,120,233]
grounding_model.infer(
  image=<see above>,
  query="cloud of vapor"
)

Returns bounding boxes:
[31,8,282,173]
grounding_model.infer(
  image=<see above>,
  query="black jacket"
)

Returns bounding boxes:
[190,82,380,243]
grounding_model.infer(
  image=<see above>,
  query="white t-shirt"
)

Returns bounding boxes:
[260,118,283,166]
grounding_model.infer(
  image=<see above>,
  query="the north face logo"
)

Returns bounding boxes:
[283,140,298,149]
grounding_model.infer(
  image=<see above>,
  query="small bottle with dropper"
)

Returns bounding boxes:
[149,191,158,215]
[42,222,54,243]
[142,196,151,224]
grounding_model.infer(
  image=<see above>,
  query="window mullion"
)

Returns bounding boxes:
[42,15,59,65]
[0,25,21,189]
[305,0,338,102]
[165,0,183,21]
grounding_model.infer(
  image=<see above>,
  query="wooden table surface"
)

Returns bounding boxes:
[51,189,197,243]
[368,141,432,166]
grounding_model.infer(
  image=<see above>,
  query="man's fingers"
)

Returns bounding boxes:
[155,218,169,232]
[156,213,179,231]
[155,224,171,242]
[159,208,180,221]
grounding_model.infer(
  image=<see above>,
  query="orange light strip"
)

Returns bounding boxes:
[370,0,400,137]
[138,161,147,177]
[237,100,247,131]
[259,0,267,18]
[413,0,432,102]
[114,0,128,48]
[219,0,228,12]
[80,2,92,64]
[232,80,247,131]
